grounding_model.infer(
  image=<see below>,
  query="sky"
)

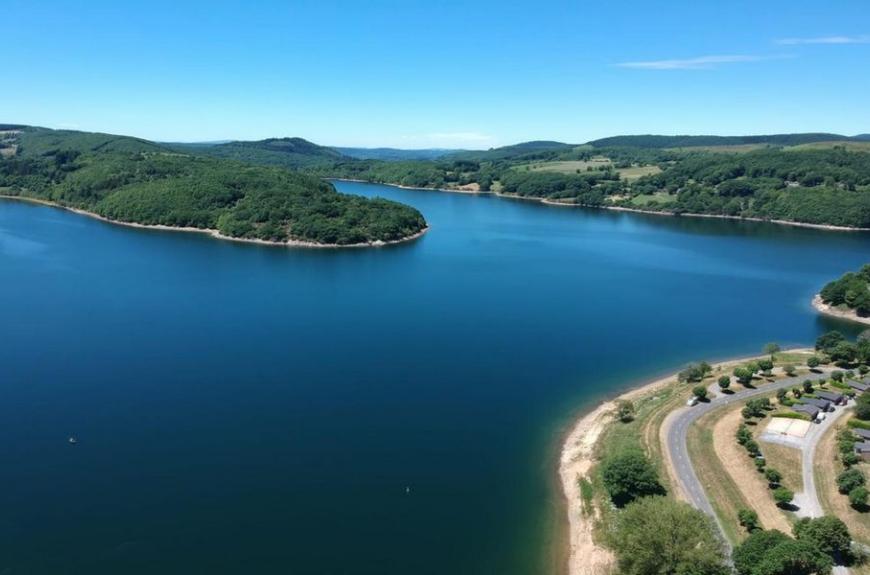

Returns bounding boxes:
[3,0,870,148]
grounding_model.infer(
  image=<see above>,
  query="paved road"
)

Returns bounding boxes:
[665,370,832,552]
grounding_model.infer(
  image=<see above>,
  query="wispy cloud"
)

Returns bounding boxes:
[776,35,870,45]
[616,55,763,70]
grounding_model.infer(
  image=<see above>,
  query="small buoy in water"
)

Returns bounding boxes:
[405,486,410,494]
[68,437,78,445]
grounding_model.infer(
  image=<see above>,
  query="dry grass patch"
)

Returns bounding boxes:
[617,165,662,180]
[759,442,803,492]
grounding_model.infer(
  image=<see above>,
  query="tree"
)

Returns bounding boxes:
[807,356,820,370]
[734,366,754,385]
[601,449,665,507]
[855,402,870,421]
[849,486,868,509]
[817,331,846,354]
[734,529,833,575]
[793,387,803,399]
[736,424,752,445]
[860,365,869,376]
[776,388,788,403]
[831,341,858,365]
[803,379,815,394]
[784,364,797,377]
[611,497,728,575]
[831,370,844,383]
[693,385,708,400]
[758,358,774,376]
[764,342,781,359]
[773,487,794,507]
[837,468,865,494]
[753,539,833,575]
[793,516,852,559]
[765,468,783,486]
[738,508,760,532]
[744,439,760,456]
[718,375,731,390]
[616,400,635,423]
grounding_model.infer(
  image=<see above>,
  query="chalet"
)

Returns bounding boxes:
[801,397,832,412]
[849,380,870,393]
[855,441,870,462]
[793,404,821,421]
[815,390,846,405]
[853,428,870,441]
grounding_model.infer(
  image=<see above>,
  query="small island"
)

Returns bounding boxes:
[814,265,870,326]
[561,333,870,575]
[0,127,427,247]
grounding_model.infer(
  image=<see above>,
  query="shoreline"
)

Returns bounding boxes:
[812,293,870,326]
[557,348,813,575]
[332,178,870,232]
[0,194,429,249]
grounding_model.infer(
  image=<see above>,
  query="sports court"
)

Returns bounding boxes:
[764,417,812,438]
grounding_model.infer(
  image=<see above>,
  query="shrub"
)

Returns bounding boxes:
[773,487,794,507]
[838,468,865,494]
[718,376,731,390]
[737,508,760,533]
[765,468,783,487]
[850,486,869,509]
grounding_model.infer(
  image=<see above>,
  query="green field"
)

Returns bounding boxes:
[512,158,612,174]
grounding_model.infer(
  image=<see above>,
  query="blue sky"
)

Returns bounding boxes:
[3,0,869,148]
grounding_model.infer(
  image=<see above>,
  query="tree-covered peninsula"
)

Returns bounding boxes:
[0,127,427,246]
[819,265,870,317]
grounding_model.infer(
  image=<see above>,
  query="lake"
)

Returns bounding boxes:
[1,181,868,574]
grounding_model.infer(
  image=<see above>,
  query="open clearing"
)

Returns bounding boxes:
[513,159,612,174]
[765,417,811,438]
[616,165,661,180]
[759,442,803,492]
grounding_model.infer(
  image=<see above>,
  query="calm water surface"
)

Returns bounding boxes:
[1,181,868,574]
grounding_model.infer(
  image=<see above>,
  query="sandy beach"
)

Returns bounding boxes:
[812,294,870,326]
[0,195,429,249]
[558,349,814,575]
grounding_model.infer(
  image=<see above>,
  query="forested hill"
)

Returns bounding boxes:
[170,137,347,169]
[0,127,426,246]
[587,133,858,149]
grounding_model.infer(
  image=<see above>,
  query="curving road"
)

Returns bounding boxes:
[664,370,832,551]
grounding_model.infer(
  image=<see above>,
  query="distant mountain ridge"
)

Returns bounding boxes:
[168,137,346,168]
[586,133,862,149]
[333,147,462,161]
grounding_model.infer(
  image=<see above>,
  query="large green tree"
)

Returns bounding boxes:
[600,449,665,506]
[611,497,728,575]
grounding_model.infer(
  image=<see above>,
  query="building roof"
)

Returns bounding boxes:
[855,441,870,453]
[848,380,870,392]
[854,428,870,440]
[816,390,844,402]
[793,404,820,417]
[802,397,831,409]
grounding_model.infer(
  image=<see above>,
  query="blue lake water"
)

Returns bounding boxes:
[1,181,868,574]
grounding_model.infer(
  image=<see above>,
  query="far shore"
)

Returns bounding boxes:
[332,178,870,232]
[0,194,429,249]
[557,348,813,575]
[812,294,870,326]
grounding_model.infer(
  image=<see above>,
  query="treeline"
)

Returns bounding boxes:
[0,128,426,245]
[820,265,870,316]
